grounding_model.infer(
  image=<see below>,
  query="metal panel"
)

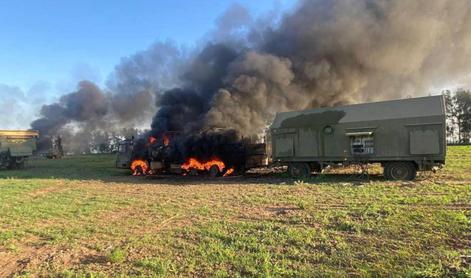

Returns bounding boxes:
[345,131,374,136]
[274,134,294,157]
[297,128,318,157]
[272,95,445,129]
[410,128,440,155]
[0,130,39,138]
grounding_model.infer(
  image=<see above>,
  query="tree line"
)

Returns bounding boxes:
[443,89,471,144]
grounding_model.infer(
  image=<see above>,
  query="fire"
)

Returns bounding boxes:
[129,154,235,177]
[181,157,233,176]
[130,159,149,176]
[148,136,157,144]
[181,157,224,172]
[163,134,170,146]
[223,168,235,177]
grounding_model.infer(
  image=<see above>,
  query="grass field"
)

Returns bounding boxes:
[0,146,469,277]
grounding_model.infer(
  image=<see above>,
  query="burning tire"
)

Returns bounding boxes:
[181,157,231,177]
[209,165,220,177]
[189,168,199,176]
[130,159,149,176]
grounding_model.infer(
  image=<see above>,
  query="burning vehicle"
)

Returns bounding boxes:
[117,130,267,177]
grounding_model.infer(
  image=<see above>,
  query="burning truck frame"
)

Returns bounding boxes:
[117,129,268,177]
[117,95,446,181]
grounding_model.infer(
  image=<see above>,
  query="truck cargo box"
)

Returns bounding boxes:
[270,95,446,180]
[0,130,39,169]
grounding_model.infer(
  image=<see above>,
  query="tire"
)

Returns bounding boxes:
[384,162,416,180]
[135,165,144,175]
[209,165,220,178]
[288,163,311,178]
[189,168,198,176]
[15,157,25,169]
[16,161,25,169]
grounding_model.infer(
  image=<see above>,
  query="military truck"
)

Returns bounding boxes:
[0,130,39,169]
[270,95,446,180]
[116,132,268,177]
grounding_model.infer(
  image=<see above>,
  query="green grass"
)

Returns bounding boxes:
[0,148,469,277]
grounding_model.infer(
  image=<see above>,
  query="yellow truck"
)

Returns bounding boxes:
[0,130,39,169]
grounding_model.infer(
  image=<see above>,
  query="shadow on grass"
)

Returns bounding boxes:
[0,154,387,185]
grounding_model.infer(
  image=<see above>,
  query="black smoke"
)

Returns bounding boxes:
[31,81,108,151]
[150,43,240,134]
[149,0,471,141]
[31,0,471,157]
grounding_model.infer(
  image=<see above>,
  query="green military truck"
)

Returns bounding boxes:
[0,130,39,169]
[270,95,446,180]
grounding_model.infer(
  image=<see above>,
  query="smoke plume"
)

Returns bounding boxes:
[31,0,471,153]
[205,0,471,136]
[148,0,471,140]
[31,42,183,152]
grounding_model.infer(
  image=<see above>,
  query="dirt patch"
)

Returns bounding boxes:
[235,204,306,223]
[0,243,55,277]
[27,185,70,199]
[266,205,304,216]
[0,241,119,277]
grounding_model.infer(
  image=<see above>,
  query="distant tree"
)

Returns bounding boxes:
[443,90,457,142]
[455,89,471,143]
[443,89,471,144]
[97,132,112,153]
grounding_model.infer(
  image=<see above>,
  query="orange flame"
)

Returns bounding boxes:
[223,168,235,177]
[163,134,170,146]
[148,136,157,145]
[181,157,226,173]
[130,159,149,176]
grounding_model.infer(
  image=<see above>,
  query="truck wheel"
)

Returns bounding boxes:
[384,162,416,180]
[16,161,25,169]
[15,158,25,169]
[288,163,311,178]
[209,165,220,178]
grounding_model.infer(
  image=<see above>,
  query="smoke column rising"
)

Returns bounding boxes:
[203,0,471,136]
[31,0,471,152]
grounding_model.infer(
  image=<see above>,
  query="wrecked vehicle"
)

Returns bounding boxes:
[117,131,267,177]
